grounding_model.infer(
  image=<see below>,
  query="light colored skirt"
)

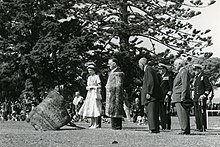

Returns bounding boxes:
[78,90,102,118]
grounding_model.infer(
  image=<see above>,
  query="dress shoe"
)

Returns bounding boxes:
[151,130,160,133]
[195,129,203,132]
[178,131,190,135]
[112,127,122,130]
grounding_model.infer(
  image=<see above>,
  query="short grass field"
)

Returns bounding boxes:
[1,116,220,147]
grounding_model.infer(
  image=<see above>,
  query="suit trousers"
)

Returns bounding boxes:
[194,100,207,130]
[164,101,171,130]
[111,117,122,130]
[175,102,190,134]
[145,101,160,131]
[159,102,166,129]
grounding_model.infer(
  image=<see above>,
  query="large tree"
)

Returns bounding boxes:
[72,0,216,93]
[73,0,215,54]
[0,0,216,101]
[0,0,100,101]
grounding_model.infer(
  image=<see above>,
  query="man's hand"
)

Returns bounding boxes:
[207,99,212,106]
[146,94,151,100]
[164,95,170,103]
[199,94,206,101]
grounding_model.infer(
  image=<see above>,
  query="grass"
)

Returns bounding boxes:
[0,116,220,147]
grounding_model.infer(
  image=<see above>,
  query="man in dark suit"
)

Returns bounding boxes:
[139,57,163,133]
[158,63,173,130]
[172,58,191,135]
[105,58,124,130]
[192,64,212,132]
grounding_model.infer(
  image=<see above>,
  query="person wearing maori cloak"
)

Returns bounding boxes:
[27,85,72,130]
[105,58,125,130]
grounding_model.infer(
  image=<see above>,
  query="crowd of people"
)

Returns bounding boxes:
[0,94,39,121]
[0,56,216,135]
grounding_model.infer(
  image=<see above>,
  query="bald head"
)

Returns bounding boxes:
[139,57,147,70]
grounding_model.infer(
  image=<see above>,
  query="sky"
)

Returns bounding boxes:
[190,0,220,57]
[190,0,220,101]
[71,1,220,58]
[128,1,220,57]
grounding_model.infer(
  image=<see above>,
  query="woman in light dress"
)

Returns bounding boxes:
[78,64,102,128]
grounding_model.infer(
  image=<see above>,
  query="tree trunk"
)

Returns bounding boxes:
[119,0,129,52]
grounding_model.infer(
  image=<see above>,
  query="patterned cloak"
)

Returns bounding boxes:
[27,90,71,130]
[105,71,124,118]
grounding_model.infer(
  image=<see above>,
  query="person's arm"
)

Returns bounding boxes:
[181,69,190,101]
[203,75,212,96]
[144,68,154,98]
[167,74,173,96]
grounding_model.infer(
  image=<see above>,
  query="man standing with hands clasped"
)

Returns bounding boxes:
[192,64,212,132]
[139,57,163,133]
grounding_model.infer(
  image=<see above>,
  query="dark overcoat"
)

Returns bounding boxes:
[141,66,163,105]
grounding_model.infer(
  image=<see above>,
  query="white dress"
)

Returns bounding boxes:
[78,74,102,118]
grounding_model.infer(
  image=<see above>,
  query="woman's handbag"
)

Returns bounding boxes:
[96,88,102,100]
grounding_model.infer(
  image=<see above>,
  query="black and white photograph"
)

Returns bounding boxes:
[0,0,220,146]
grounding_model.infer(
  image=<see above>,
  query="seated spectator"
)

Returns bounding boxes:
[123,90,131,122]
[72,91,84,122]
[131,97,144,125]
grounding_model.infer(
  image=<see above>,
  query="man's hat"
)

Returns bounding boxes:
[192,64,203,69]
[158,63,169,70]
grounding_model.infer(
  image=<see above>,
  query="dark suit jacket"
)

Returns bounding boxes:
[141,66,163,105]
[172,67,191,103]
[160,72,174,101]
[193,72,212,101]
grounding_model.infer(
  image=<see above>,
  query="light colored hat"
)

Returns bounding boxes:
[87,64,96,69]
[192,64,203,69]
[138,57,147,65]
[158,63,169,69]
[85,61,96,69]
[85,61,96,67]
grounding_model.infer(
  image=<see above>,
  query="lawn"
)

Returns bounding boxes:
[0,116,220,147]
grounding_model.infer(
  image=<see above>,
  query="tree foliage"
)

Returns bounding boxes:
[192,57,220,84]
[0,0,217,102]
[0,0,101,101]
[74,0,215,54]
[72,0,216,94]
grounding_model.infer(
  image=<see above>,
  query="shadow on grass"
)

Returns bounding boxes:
[123,127,148,131]
[57,124,86,131]
[58,127,85,131]
[122,126,182,132]
[189,132,220,135]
